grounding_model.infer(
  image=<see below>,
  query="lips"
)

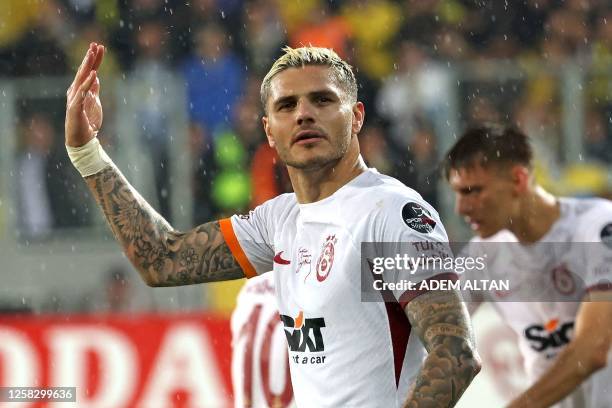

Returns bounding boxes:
[292,129,326,145]
[465,217,481,231]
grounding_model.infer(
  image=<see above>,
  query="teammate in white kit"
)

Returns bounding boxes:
[65,43,481,407]
[445,124,612,408]
[231,273,295,407]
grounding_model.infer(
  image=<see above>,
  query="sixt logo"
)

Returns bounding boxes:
[280,311,325,352]
[524,319,574,356]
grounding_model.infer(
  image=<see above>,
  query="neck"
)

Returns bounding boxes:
[508,185,560,243]
[288,144,367,204]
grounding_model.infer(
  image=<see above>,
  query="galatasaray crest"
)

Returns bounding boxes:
[316,235,337,282]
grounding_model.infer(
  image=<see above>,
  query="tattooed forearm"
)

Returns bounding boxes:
[85,166,244,286]
[403,290,481,408]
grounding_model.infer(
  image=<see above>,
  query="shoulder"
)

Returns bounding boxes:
[359,170,429,208]
[361,171,445,239]
[462,230,516,259]
[230,193,297,238]
[335,170,424,217]
[568,197,612,242]
[252,193,298,217]
[570,197,612,220]
[374,172,439,219]
[262,192,298,207]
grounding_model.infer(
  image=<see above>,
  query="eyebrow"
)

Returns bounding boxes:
[272,95,296,109]
[309,90,337,99]
[272,89,338,109]
[456,185,481,194]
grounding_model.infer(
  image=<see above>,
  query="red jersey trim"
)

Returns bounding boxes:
[586,282,612,293]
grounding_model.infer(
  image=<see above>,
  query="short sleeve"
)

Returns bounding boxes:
[370,194,457,307]
[575,206,612,292]
[220,202,276,278]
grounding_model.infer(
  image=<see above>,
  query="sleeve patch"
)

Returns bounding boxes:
[600,223,612,249]
[401,202,436,234]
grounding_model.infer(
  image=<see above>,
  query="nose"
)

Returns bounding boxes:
[296,100,315,126]
[455,194,473,216]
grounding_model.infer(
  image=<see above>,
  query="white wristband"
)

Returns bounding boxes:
[66,137,114,177]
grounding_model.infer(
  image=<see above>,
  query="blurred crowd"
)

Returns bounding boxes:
[3,0,612,241]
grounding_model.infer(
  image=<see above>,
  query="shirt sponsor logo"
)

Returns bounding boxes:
[280,311,325,353]
[316,235,337,282]
[600,223,612,249]
[524,319,574,357]
[402,202,436,233]
[274,251,291,265]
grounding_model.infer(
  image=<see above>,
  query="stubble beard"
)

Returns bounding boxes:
[281,135,350,171]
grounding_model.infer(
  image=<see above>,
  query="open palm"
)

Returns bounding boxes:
[65,43,105,147]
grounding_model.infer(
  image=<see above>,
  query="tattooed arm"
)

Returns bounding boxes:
[85,166,244,286]
[65,43,244,286]
[402,290,481,408]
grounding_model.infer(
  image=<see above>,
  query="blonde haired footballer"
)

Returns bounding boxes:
[65,43,480,407]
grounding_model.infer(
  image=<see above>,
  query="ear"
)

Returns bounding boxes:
[351,102,365,137]
[262,116,275,147]
[510,165,530,193]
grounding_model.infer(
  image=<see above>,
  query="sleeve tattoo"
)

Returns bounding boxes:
[403,290,481,408]
[85,166,244,286]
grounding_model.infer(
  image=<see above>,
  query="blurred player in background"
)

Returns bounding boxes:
[445,124,612,408]
[231,273,294,407]
[65,43,480,407]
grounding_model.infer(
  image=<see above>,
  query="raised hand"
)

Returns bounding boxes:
[65,42,105,147]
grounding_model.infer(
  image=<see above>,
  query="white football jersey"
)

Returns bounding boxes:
[462,197,612,408]
[231,273,295,408]
[220,169,455,407]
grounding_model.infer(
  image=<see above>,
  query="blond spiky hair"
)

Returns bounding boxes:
[260,46,358,111]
